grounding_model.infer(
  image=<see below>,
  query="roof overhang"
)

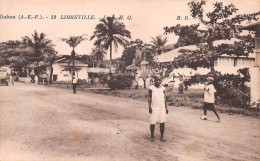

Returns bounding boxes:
[239,22,260,31]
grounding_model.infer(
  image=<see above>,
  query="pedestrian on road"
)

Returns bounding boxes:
[72,76,77,94]
[200,77,221,122]
[35,75,38,85]
[148,75,168,141]
[10,72,15,86]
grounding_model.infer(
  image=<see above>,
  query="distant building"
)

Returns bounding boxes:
[154,39,256,88]
[37,56,113,83]
[155,38,255,74]
[48,56,89,82]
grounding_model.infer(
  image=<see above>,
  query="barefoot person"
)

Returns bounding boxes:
[200,77,221,122]
[148,76,168,141]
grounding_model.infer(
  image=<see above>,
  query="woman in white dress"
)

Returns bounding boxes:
[148,76,168,141]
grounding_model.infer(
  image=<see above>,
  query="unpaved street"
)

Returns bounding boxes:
[0,82,259,161]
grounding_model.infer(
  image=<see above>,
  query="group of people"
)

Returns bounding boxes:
[148,75,221,142]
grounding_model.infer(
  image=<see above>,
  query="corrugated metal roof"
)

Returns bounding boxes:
[240,22,260,31]
[155,38,255,63]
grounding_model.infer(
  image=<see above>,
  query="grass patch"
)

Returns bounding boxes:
[45,83,259,117]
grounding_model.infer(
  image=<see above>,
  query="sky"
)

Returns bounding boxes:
[0,0,259,59]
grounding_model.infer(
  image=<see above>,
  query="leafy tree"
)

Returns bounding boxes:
[120,46,136,70]
[0,40,31,72]
[61,34,87,73]
[150,35,168,55]
[91,45,107,67]
[22,30,55,66]
[91,15,131,74]
[120,39,144,71]
[43,50,58,83]
[164,0,260,73]
[78,54,95,67]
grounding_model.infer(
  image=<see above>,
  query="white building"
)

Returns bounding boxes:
[46,57,89,82]
[240,22,260,107]
[43,56,112,83]
[155,39,256,88]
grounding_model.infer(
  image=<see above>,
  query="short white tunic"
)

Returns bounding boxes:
[204,84,216,103]
[149,85,166,124]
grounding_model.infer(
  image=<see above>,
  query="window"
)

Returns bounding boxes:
[234,59,237,67]
[53,75,58,81]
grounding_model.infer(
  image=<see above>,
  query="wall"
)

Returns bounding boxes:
[77,67,88,80]
[52,64,71,82]
[51,63,89,82]
[214,57,255,74]
[250,29,260,107]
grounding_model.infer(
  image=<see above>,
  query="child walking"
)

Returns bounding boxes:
[148,76,168,141]
[200,77,221,122]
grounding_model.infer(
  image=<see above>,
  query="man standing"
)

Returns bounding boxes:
[72,76,77,94]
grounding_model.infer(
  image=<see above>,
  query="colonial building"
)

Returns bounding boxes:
[155,38,255,74]
[240,22,260,107]
[42,56,112,83]
[48,56,89,82]
[154,39,256,88]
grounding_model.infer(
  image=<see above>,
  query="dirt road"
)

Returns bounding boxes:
[0,82,259,161]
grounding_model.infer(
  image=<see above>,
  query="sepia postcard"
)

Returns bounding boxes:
[0,0,259,160]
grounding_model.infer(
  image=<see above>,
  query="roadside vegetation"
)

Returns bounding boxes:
[45,82,259,117]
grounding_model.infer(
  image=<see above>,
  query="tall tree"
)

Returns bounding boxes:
[150,35,168,55]
[0,40,31,72]
[90,46,107,67]
[120,39,145,70]
[78,54,94,67]
[91,15,131,74]
[22,30,55,67]
[120,39,155,88]
[43,50,57,83]
[164,0,259,72]
[91,46,107,61]
[61,34,87,74]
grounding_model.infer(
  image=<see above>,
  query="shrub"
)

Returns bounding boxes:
[184,68,251,108]
[178,83,184,94]
[216,74,250,108]
[77,79,86,84]
[108,73,135,90]
[98,73,109,86]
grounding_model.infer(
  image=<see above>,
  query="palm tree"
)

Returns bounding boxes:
[91,46,107,67]
[22,30,55,66]
[91,15,131,74]
[150,35,168,55]
[61,34,87,74]
[91,46,107,61]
